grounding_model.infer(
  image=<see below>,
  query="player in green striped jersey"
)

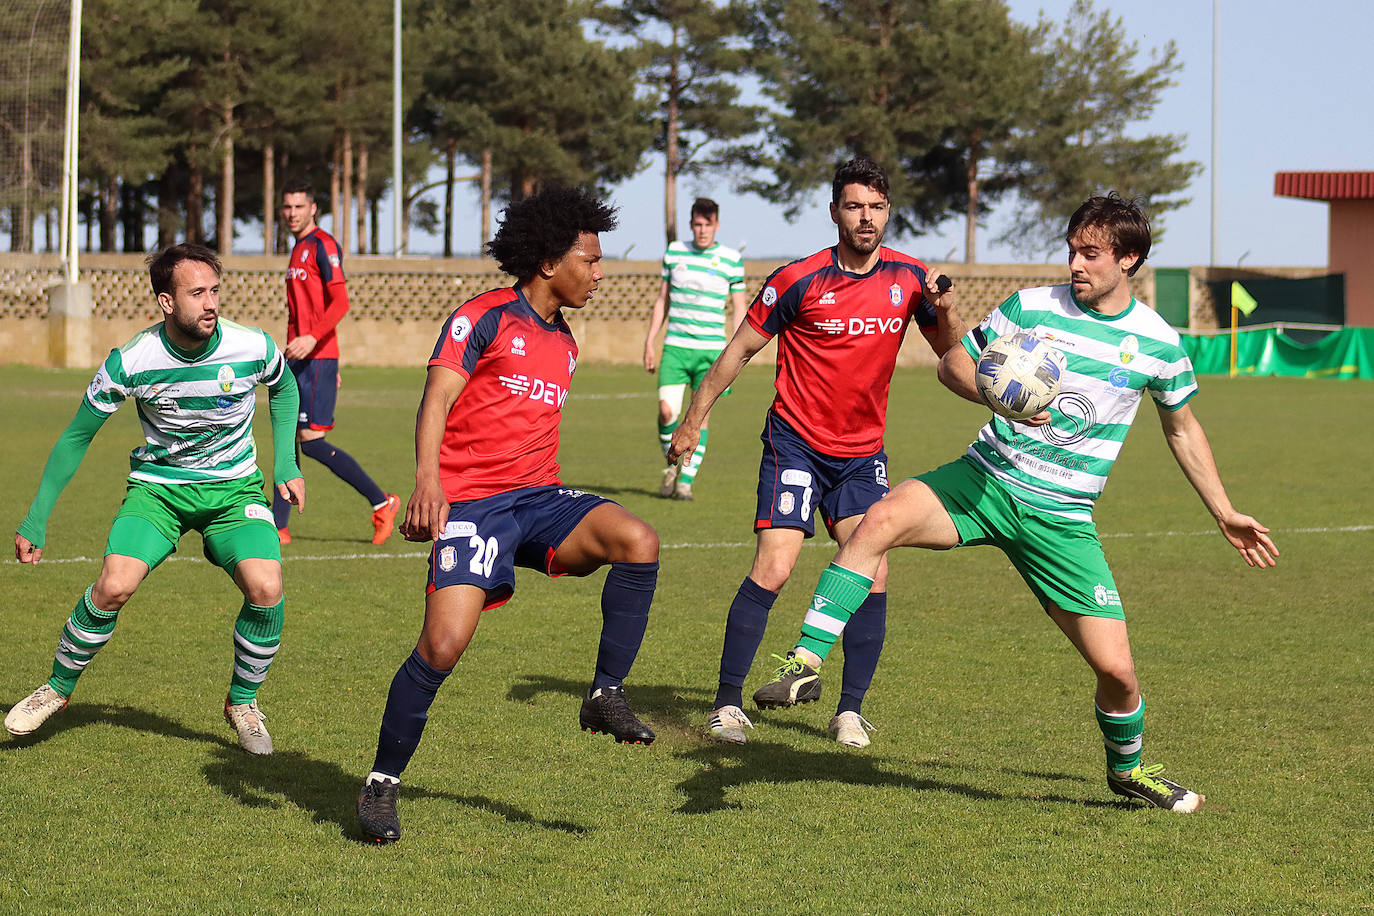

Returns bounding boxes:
[643,198,747,500]
[754,195,1278,812]
[6,244,305,755]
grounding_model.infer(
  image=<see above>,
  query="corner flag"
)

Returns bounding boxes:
[1231,282,1258,316]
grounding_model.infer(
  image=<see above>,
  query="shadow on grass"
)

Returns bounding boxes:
[505,674,714,733]
[202,747,588,840]
[1,702,586,840]
[671,736,1132,815]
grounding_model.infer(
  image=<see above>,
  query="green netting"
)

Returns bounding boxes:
[1180,327,1374,379]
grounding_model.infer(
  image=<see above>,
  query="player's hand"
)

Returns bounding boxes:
[402,479,449,542]
[284,334,318,360]
[1015,410,1053,427]
[278,477,306,514]
[1217,512,1279,568]
[925,272,954,309]
[14,532,42,565]
[667,423,699,464]
[643,346,657,373]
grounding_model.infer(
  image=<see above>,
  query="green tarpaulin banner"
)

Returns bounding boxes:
[1180,327,1374,379]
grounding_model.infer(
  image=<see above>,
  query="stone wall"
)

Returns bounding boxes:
[2,252,1156,368]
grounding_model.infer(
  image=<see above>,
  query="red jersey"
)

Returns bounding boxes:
[747,246,938,457]
[285,227,349,359]
[428,286,579,502]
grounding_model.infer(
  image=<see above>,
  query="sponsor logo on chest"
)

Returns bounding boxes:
[499,373,569,407]
[815,315,906,336]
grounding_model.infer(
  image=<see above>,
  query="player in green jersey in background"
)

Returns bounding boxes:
[753,194,1279,812]
[6,243,306,755]
[643,198,747,500]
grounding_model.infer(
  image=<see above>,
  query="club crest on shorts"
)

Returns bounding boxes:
[244,504,272,522]
[438,545,458,572]
[889,283,903,306]
[778,492,795,515]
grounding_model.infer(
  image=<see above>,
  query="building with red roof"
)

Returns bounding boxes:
[1275,171,1374,326]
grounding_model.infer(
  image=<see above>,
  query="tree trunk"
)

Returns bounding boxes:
[443,139,455,258]
[187,156,205,245]
[964,129,981,265]
[480,148,492,251]
[340,129,353,255]
[121,182,145,252]
[158,167,180,249]
[356,143,368,255]
[262,142,275,255]
[330,133,342,241]
[663,28,681,244]
[218,97,234,255]
[370,196,380,255]
[100,176,118,252]
[17,129,33,251]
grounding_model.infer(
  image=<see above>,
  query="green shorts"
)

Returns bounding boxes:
[915,456,1124,619]
[106,471,281,573]
[658,344,730,395]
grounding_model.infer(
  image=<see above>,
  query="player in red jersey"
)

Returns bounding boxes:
[275,179,399,545]
[357,187,661,844]
[669,157,966,748]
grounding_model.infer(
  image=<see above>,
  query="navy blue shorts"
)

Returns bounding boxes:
[291,358,338,431]
[754,412,890,538]
[427,485,613,609]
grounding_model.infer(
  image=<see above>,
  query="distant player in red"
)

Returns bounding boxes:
[669,157,966,748]
[357,187,661,844]
[276,178,399,545]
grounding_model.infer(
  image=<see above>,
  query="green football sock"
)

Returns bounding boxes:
[658,418,679,457]
[1096,698,1145,772]
[228,598,284,704]
[795,563,875,663]
[49,586,119,698]
[678,429,708,485]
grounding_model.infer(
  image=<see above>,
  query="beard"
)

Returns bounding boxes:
[173,310,216,342]
[840,222,883,256]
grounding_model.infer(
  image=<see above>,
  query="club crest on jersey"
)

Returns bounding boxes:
[762,285,778,307]
[778,492,795,515]
[217,365,235,392]
[511,336,527,357]
[328,254,340,268]
[889,283,903,307]
[568,352,577,376]
[1119,335,1139,365]
[451,316,472,342]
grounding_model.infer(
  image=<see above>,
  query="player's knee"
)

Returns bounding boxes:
[416,631,466,671]
[618,518,660,564]
[658,400,675,426]
[91,578,137,612]
[240,576,283,607]
[1095,660,1138,698]
[300,437,333,461]
[749,557,795,593]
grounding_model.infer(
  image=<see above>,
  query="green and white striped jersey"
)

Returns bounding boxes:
[84,318,288,485]
[960,285,1198,520]
[662,240,746,350]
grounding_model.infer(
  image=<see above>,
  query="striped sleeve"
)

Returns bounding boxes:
[83,349,128,416]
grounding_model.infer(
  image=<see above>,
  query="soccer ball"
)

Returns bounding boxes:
[974,331,1066,419]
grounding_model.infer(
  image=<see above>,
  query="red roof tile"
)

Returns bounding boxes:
[1275,171,1374,200]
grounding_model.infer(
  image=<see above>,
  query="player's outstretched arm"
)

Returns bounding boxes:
[402,365,466,542]
[15,402,110,562]
[643,280,669,373]
[1158,402,1278,568]
[668,322,770,463]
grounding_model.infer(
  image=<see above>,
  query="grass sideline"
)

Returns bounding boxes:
[0,363,1370,914]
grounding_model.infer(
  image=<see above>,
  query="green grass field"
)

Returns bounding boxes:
[1,363,1370,914]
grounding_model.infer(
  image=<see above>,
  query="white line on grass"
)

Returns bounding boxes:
[19,524,1370,565]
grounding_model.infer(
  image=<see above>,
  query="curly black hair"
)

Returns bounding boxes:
[486,187,619,283]
[832,156,890,204]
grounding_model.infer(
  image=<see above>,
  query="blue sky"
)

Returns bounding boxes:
[421,0,1370,269]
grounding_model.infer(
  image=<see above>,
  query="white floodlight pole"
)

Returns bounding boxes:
[1209,0,1219,266]
[62,0,83,283]
[392,0,403,256]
